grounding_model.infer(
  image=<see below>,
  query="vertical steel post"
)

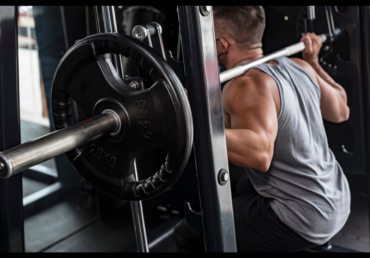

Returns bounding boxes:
[130,157,149,253]
[178,6,237,252]
[307,6,315,32]
[94,6,101,33]
[94,6,148,252]
[101,6,124,79]
[0,6,25,252]
[359,6,370,252]
[60,6,82,123]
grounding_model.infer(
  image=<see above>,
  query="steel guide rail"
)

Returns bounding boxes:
[178,6,237,252]
[0,6,25,252]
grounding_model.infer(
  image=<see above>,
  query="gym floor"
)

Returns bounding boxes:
[22,172,369,252]
[331,191,369,252]
[22,137,369,252]
[23,179,178,252]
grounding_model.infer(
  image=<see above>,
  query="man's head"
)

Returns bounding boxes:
[213,6,265,67]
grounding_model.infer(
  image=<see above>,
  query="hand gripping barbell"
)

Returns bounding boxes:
[220,28,343,83]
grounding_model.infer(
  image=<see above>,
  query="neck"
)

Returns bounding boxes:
[223,47,264,70]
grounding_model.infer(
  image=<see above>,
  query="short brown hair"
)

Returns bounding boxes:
[213,6,265,49]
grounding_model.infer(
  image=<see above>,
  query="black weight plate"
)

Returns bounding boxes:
[51,33,193,200]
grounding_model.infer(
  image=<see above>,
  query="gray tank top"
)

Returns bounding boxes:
[245,56,350,245]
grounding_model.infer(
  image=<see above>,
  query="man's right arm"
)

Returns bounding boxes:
[299,33,350,123]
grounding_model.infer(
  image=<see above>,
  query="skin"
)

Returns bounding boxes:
[214,20,350,172]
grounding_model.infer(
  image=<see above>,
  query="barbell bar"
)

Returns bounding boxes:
[0,111,120,179]
[219,28,342,83]
[0,28,342,181]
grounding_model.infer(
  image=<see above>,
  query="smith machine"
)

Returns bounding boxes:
[0,6,369,252]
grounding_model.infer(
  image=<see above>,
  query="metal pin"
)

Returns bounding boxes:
[132,25,148,41]
[129,81,140,90]
[200,6,211,16]
[221,172,229,182]
[218,169,229,185]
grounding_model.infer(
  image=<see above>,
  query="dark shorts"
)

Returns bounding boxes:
[174,176,318,252]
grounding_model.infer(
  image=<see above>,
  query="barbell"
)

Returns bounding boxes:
[0,33,193,201]
[220,27,342,83]
[0,27,342,201]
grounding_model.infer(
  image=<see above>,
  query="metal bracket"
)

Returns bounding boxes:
[132,21,186,90]
[123,76,145,90]
[342,145,354,155]
[146,22,166,60]
[132,22,166,60]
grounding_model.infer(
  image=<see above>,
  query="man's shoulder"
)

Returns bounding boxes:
[222,70,276,105]
[232,69,277,93]
[289,57,317,76]
[225,69,273,91]
[289,57,310,69]
[288,57,318,83]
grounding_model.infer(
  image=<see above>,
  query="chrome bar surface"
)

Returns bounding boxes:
[178,6,237,252]
[220,33,327,83]
[325,6,333,38]
[110,8,125,79]
[94,6,101,33]
[130,156,149,252]
[0,113,119,179]
[101,6,112,32]
[109,6,119,33]
[307,6,316,20]
[196,6,237,251]
[0,6,25,252]
[101,6,124,79]
[60,7,69,51]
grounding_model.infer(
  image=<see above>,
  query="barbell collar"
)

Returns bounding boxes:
[132,23,162,41]
[0,112,120,179]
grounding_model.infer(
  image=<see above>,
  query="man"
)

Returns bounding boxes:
[174,6,350,252]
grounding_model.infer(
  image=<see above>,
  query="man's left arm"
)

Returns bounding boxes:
[224,76,278,172]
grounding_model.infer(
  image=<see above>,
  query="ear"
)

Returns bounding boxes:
[219,38,229,53]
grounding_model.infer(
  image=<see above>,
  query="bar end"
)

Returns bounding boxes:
[0,155,13,179]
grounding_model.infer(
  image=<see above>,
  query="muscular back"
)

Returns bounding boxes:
[223,56,349,125]
[222,57,339,127]
[222,55,349,171]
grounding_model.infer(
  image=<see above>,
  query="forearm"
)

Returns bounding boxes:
[225,129,271,172]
